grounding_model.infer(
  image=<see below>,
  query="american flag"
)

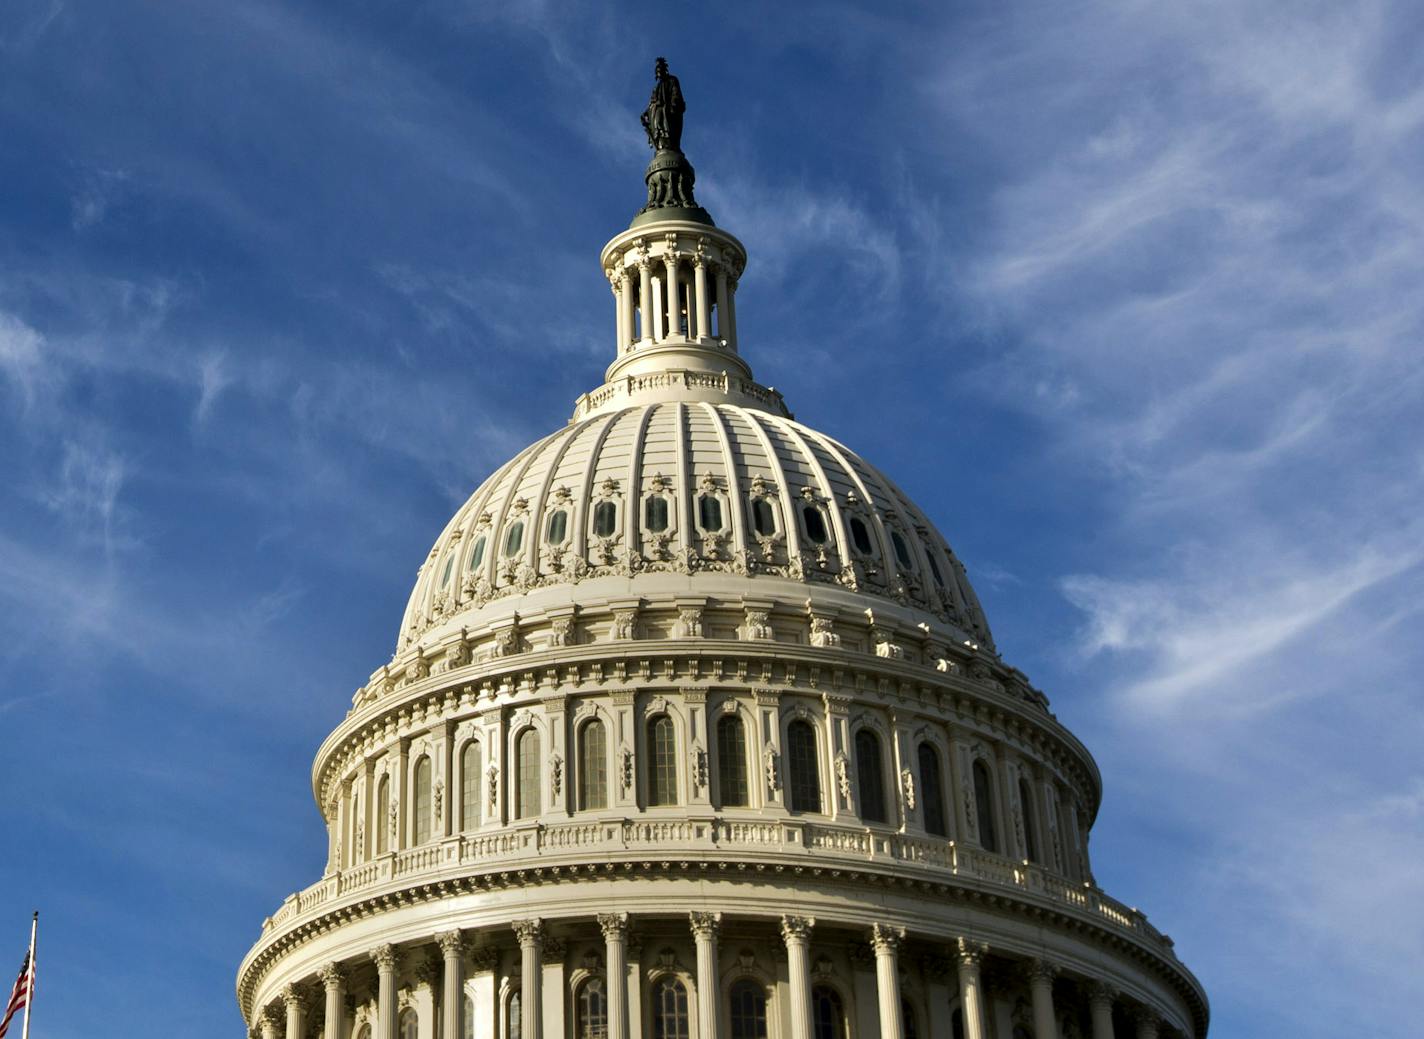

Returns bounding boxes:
[0,950,33,1039]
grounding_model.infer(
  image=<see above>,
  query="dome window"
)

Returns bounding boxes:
[849,517,873,555]
[503,521,524,558]
[891,530,914,570]
[697,494,724,532]
[802,505,829,544]
[751,497,776,537]
[468,535,487,571]
[546,509,568,545]
[926,551,945,587]
[644,495,669,533]
[593,500,618,538]
[440,556,454,588]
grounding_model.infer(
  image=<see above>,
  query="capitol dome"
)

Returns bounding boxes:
[239,61,1206,1039]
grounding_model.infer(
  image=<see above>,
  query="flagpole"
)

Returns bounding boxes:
[19,913,34,1039]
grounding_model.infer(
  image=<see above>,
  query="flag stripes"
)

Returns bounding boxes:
[0,952,31,1039]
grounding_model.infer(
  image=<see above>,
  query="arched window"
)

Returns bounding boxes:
[698,494,723,532]
[786,720,822,814]
[468,535,487,571]
[517,729,541,819]
[716,714,749,807]
[464,995,475,1039]
[751,497,776,537]
[413,755,432,845]
[355,1026,372,1039]
[802,505,828,544]
[973,758,999,853]
[926,550,946,587]
[645,496,669,532]
[891,530,914,569]
[579,720,608,811]
[729,979,768,1039]
[647,715,677,806]
[903,998,920,1039]
[811,985,846,1039]
[576,977,608,1039]
[461,741,482,831]
[849,517,873,554]
[651,977,689,1039]
[854,728,887,823]
[547,509,569,545]
[918,743,947,837]
[375,775,390,855]
[507,990,522,1039]
[593,501,618,537]
[503,520,524,557]
[1019,777,1040,862]
[399,1008,418,1039]
[441,555,454,588]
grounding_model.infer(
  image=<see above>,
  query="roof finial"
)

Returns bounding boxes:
[632,58,713,227]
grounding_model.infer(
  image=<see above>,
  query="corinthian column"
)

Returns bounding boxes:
[1131,1006,1161,1039]
[870,925,905,1039]
[693,257,709,340]
[512,919,543,1039]
[955,939,988,1039]
[1027,960,1059,1039]
[282,983,309,1039]
[260,1005,281,1039]
[371,944,398,1039]
[319,963,347,1039]
[599,913,630,1039]
[690,912,722,1039]
[437,931,467,1039]
[638,261,654,343]
[780,916,815,1039]
[620,269,635,351]
[1086,983,1117,1039]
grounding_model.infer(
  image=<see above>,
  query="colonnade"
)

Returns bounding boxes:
[254,913,1174,1039]
[611,251,738,353]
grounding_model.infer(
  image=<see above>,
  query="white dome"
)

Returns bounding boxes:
[397,401,993,654]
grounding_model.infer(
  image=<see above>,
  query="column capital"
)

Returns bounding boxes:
[955,937,988,968]
[512,918,543,948]
[1086,981,1119,1009]
[689,911,722,940]
[318,962,345,990]
[371,943,398,973]
[281,982,311,1011]
[598,911,630,940]
[869,923,905,954]
[780,914,816,944]
[436,929,468,959]
[1026,958,1060,984]
[1128,1005,1162,1031]
[262,1003,285,1027]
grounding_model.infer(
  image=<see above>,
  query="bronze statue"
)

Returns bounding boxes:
[641,57,685,152]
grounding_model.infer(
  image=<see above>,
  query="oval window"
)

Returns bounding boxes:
[891,530,913,569]
[468,535,486,570]
[850,517,873,554]
[751,498,776,536]
[503,521,524,557]
[926,551,945,587]
[593,501,617,538]
[802,505,828,544]
[698,494,723,532]
[645,496,669,533]
[546,510,568,545]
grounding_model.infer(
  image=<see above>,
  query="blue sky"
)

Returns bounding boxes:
[1,2,1420,1035]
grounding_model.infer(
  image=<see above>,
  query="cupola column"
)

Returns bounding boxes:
[781,916,815,1039]
[664,252,681,338]
[870,925,906,1039]
[599,913,630,1039]
[260,1005,281,1039]
[693,256,710,339]
[612,275,626,354]
[638,260,654,343]
[1027,960,1059,1039]
[723,275,738,348]
[319,963,347,1039]
[371,944,398,1039]
[955,940,989,1039]
[620,269,635,351]
[512,919,543,1039]
[714,267,729,343]
[282,984,309,1039]
[1130,1007,1161,1039]
[690,912,722,1039]
[437,931,466,1039]
[1086,984,1117,1039]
